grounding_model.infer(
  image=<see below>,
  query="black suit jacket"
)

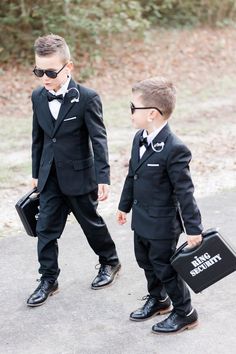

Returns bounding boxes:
[118,124,203,239]
[31,79,110,195]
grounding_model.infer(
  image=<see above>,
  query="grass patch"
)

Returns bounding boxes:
[0,116,31,151]
[1,72,235,189]
[0,161,31,188]
[176,74,236,117]
[103,95,130,128]
[103,73,236,133]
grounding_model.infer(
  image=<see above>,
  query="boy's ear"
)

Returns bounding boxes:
[148,109,158,121]
[66,61,74,72]
[151,108,163,120]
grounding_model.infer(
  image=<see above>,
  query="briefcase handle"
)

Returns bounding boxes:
[171,228,218,258]
[29,188,40,200]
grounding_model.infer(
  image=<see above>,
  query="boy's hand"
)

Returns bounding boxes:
[32,178,38,188]
[98,184,109,201]
[116,210,127,225]
[187,234,202,248]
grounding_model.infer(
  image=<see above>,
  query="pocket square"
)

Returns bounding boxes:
[64,116,77,121]
[147,163,159,167]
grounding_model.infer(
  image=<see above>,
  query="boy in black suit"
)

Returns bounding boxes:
[117,77,203,334]
[27,34,121,307]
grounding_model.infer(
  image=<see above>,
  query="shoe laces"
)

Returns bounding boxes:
[169,310,178,321]
[36,278,53,291]
[95,264,111,276]
[139,295,156,306]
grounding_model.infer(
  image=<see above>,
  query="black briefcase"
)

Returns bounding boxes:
[15,188,40,237]
[170,228,236,293]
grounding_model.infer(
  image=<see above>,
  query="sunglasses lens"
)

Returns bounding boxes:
[33,68,58,79]
[45,71,57,79]
[33,68,44,77]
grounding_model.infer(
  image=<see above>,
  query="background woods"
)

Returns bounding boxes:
[1,0,236,69]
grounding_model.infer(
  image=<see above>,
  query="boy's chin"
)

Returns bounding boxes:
[131,121,139,129]
[132,123,145,130]
[44,83,53,90]
[44,83,60,91]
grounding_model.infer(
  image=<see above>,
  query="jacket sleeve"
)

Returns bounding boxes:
[118,156,135,213]
[31,93,44,179]
[84,94,110,184]
[167,144,203,235]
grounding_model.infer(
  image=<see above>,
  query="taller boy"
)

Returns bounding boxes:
[27,34,120,307]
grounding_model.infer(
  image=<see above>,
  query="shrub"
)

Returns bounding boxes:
[0,0,235,69]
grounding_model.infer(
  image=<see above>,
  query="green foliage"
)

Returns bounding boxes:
[0,0,235,68]
[140,0,236,26]
[0,0,147,66]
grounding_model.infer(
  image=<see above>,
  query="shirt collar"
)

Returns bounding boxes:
[49,75,71,96]
[142,122,167,144]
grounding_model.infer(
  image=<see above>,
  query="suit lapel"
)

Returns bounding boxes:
[38,89,55,136]
[132,130,143,169]
[135,123,171,171]
[52,79,78,136]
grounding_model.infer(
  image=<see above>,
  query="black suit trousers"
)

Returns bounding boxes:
[134,232,192,316]
[36,166,119,282]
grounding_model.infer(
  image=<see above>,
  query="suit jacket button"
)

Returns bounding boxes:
[52,138,56,142]
[134,174,138,180]
[133,200,138,205]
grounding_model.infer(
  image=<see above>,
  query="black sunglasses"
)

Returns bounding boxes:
[33,62,68,79]
[130,102,163,116]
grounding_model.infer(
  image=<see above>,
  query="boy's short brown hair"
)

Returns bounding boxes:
[132,77,176,119]
[34,34,70,62]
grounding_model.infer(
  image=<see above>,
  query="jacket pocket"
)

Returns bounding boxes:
[73,156,93,171]
[63,116,77,122]
[148,206,177,218]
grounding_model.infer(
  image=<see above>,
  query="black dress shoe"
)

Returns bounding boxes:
[130,295,171,321]
[152,308,198,334]
[91,263,121,290]
[27,280,59,307]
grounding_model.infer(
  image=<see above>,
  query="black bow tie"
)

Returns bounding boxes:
[139,136,149,148]
[47,92,64,103]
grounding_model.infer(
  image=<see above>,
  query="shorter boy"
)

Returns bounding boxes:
[117,77,203,334]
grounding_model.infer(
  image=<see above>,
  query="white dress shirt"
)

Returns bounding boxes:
[48,76,71,119]
[139,122,167,159]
